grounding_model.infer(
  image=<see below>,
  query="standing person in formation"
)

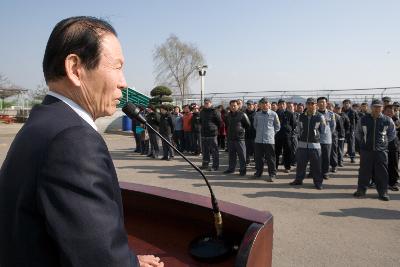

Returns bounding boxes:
[358,102,369,118]
[354,99,396,201]
[271,102,278,112]
[199,98,221,170]
[342,99,359,163]
[331,105,345,172]
[146,106,161,159]
[191,104,202,156]
[275,99,297,173]
[182,105,193,153]
[290,98,326,190]
[171,106,184,152]
[253,98,281,182]
[217,105,227,150]
[383,105,400,191]
[224,100,250,176]
[338,105,350,167]
[0,16,163,267]
[159,106,174,160]
[288,102,299,166]
[245,100,256,165]
[317,97,336,179]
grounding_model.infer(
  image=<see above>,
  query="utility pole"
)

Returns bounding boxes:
[196,65,208,104]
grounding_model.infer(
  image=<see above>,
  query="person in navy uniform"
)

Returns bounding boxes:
[353,99,396,201]
[290,98,326,190]
[159,105,175,160]
[0,16,163,267]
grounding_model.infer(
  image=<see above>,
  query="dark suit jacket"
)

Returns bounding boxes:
[0,95,139,267]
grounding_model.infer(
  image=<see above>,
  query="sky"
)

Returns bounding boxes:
[1,0,400,97]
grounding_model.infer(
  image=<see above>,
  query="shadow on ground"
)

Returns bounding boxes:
[319,208,400,220]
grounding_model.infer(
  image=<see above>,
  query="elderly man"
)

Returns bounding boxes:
[0,17,163,267]
[253,98,281,181]
[354,99,396,201]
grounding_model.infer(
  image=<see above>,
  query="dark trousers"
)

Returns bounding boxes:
[388,148,399,186]
[254,143,276,176]
[346,131,356,159]
[291,136,298,164]
[227,140,246,172]
[275,134,293,170]
[161,134,174,158]
[331,137,338,168]
[295,148,323,185]
[202,136,219,168]
[321,143,332,177]
[245,138,255,163]
[133,132,141,151]
[140,139,149,155]
[192,132,202,154]
[338,139,345,165]
[218,135,226,149]
[183,131,193,152]
[149,131,159,157]
[173,130,184,152]
[358,150,388,195]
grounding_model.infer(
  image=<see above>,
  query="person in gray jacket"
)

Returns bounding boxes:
[353,99,396,201]
[290,98,326,190]
[253,97,281,182]
[317,97,336,179]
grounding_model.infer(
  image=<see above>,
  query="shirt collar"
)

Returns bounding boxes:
[47,91,98,131]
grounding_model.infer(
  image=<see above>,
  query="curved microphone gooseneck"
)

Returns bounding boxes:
[122,102,232,262]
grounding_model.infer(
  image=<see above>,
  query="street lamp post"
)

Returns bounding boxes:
[197,65,208,104]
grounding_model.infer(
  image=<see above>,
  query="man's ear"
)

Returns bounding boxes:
[64,54,82,87]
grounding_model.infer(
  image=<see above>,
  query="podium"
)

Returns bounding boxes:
[120,182,273,266]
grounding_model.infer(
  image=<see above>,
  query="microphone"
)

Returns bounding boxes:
[123,102,232,262]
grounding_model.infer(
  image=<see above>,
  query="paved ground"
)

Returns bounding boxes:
[1,123,399,267]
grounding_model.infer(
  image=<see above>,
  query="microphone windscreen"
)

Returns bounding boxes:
[122,103,146,124]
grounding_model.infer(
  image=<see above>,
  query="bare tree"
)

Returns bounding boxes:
[30,80,49,101]
[0,73,12,89]
[153,34,205,103]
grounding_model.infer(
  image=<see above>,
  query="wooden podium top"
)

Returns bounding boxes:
[120,182,273,267]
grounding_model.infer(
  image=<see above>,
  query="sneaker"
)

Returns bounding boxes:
[239,170,247,176]
[331,168,337,173]
[388,185,399,191]
[253,172,262,177]
[350,158,356,163]
[353,190,366,198]
[368,182,376,189]
[264,177,273,182]
[314,184,323,190]
[378,193,390,201]
[323,175,329,180]
[223,169,234,174]
[338,163,344,167]
[289,180,303,186]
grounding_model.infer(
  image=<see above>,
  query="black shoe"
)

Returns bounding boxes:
[389,185,399,191]
[199,165,209,170]
[368,182,376,188]
[146,154,153,157]
[270,174,277,179]
[264,177,273,182]
[378,193,390,201]
[223,169,234,174]
[307,173,312,178]
[353,190,366,198]
[350,158,355,163]
[160,157,170,161]
[323,175,329,180]
[314,184,323,190]
[290,180,303,186]
[331,168,337,173]
[254,172,262,177]
[239,170,247,176]
[338,163,344,167]
[212,166,219,171]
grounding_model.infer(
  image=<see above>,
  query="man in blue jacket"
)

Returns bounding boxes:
[353,99,396,201]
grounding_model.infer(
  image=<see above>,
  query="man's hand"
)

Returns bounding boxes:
[138,255,164,267]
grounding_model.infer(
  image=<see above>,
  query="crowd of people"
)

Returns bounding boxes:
[131,96,400,201]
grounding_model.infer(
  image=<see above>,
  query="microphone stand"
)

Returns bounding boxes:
[123,103,232,262]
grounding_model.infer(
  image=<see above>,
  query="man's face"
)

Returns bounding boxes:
[287,103,294,112]
[361,104,368,112]
[160,108,167,114]
[80,34,126,119]
[247,103,254,111]
[318,99,327,110]
[260,102,269,111]
[174,107,180,113]
[278,102,286,110]
[297,105,304,113]
[334,107,341,114]
[271,103,277,111]
[326,102,332,110]
[343,102,351,109]
[384,107,394,117]
[371,105,383,116]
[306,102,316,112]
[230,102,239,112]
[204,101,212,108]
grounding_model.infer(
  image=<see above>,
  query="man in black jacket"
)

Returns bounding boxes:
[275,99,297,173]
[245,100,256,164]
[342,99,359,163]
[224,100,251,176]
[354,99,396,201]
[0,16,162,267]
[191,104,202,155]
[146,106,161,159]
[199,98,221,170]
[159,106,174,160]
